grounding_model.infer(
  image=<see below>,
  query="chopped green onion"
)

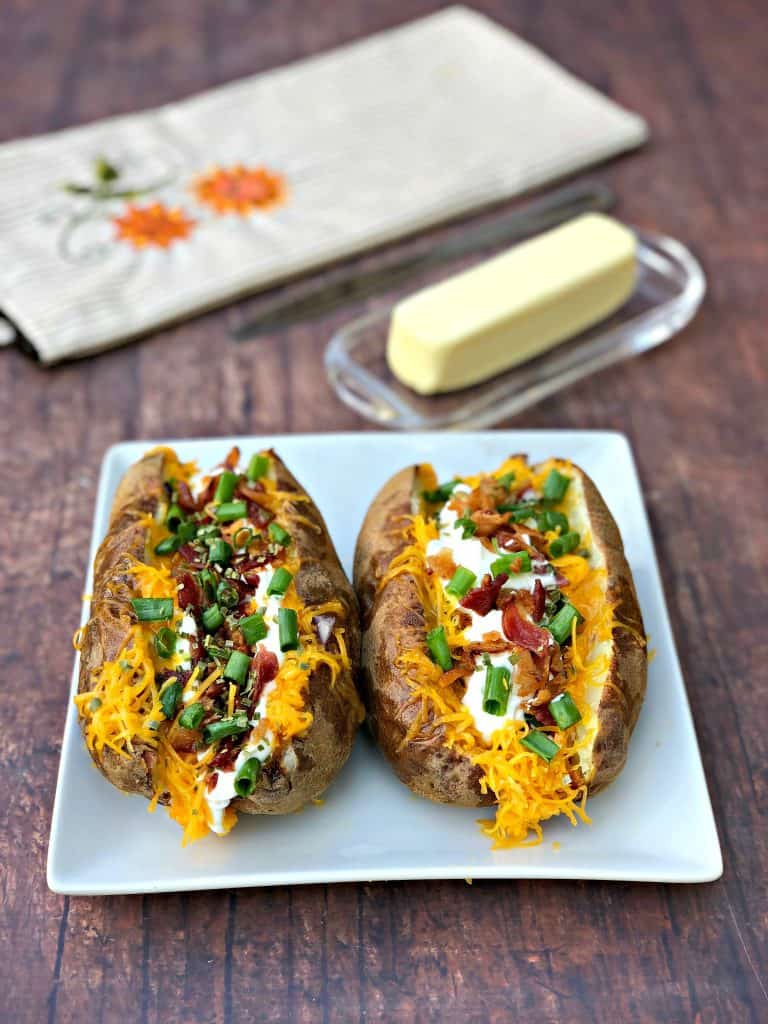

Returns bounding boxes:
[482,664,511,716]
[278,608,299,651]
[202,604,225,633]
[234,757,262,798]
[208,538,233,566]
[455,516,477,539]
[233,526,255,549]
[154,535,180,557]
[154,627,177,659]
[548,691,582,729]
[497,471,516,489]
[537,509,569,534]
[542,468,571,503]
[246,454,270,482]
[176,520,197,544]
[88,697,102,713]
[549,531,580,558]
[203,711,249,744]
[214,471,238,503]
[490,550,531,577]
[204,641,231,660]
[497,500,541,522]
[131,597,173,622]
[216,580,240,609]
[223,650,251,685]
[178,702,205,730]
[267,567,293,597]
[215,500,248,522]
[426,626,452,671]
[165,503,184,532]
[547,602,584,645]
[423,479,460,503]
[197,568,217,601]
[197,524,222,540]
[160,680,182,719]
[240,612,267,646]
[446,566,477,599]
[268,522,292,547]
[521,729,560,762]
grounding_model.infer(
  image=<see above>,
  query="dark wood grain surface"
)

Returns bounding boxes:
[1,1,766,1021]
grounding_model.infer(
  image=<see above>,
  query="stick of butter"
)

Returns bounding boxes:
[386,213,637,395]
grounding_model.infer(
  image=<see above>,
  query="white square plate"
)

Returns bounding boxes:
[48,431,722,894]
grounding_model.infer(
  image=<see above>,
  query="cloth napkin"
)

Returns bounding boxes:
[0,5,647,364]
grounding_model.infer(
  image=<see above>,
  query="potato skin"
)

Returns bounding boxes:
[354,461,647,806]
[78,448,362,815]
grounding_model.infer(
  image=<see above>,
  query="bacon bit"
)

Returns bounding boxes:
[514,649,541,696]
[177,571,200,610]
[196,477,218,510]
[178,543,205,569]
[313,613,336,646]
[532,579,545,623]
[528,704,556,727]
[467,637,511,655]
[427,548,457,579]
[241,570,261,588]
[176,480,197,512]
[211,743,239,771]
[470,509,511,537]
[461,572,508,616]
[237,481,265,501]
[455,609,473,631]
[554,571,569,588]
[246,500,272,526]
[224,446,241,470]
[502,599,549,652]
[252,648,279,702]
[206,771,219,792]
[206,681,226,700]
[439,661,474,688]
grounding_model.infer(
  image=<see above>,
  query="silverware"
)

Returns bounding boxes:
[230,180,615,340]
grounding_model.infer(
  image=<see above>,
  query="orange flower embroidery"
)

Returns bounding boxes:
[114,202,196,248]
[192,164,286,215]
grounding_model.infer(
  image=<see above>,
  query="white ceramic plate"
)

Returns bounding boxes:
[47,432,722,894]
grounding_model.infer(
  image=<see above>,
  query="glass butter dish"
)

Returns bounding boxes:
[325,230,705,430]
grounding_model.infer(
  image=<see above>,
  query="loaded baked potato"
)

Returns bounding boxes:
[354,456,647,847]
[75,445,363,843]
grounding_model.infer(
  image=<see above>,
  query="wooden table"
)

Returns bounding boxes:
[2,1,766,1021]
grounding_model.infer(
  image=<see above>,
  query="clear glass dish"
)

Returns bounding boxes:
[325,230,706,429]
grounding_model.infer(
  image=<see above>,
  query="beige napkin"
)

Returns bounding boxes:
[0,6,647,364]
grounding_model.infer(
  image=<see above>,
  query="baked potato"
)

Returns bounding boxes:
[354,455,647,847]
[75,445,363,843]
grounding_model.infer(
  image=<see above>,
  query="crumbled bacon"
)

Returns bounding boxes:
[237,481,265,501]
[470,509,511,537]
[461,572,508,616]
[532,579,546,623]
[178,543,204,568]
[206,772,219,792]
[428,548,457,579]
[175,480,197,512]
[252,648,279,702]
[223,446,241,470]
[196,477,218,510]
[246,500,272,527]
[177,571,200,610]
[501,599,549,651]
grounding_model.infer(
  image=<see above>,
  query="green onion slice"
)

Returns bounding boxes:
[202,604,225,633]
[537,509,569,534]
[542,468,571,503]
[426,626,452,671]
[208,538,233,566]
[178,702,205,731]
[455,516,477,539]
[266,567,293,597]
[160,680,182,719]
[549,531,580,559]
[423,479,460,503]
[490,550,531,577]
[198,568,217,601]
[131,597,173,622]
[165,503,184,532]
[246,454,270,482]
[278,607,299,651]
[215,500,247,522]
[154,627,177,659]
[214,471,238,504]
[223,650,251,685]
[496,471,516,489]
[548,691,582,729]
[154,535,180,557]
[547,602,584,645]
[203,711,249,744]
[482,664,511,716]
[240,612,268,646]
[234,757,262,798]
[268,522,292,547]
[176,520,198,544]
[216,580,239,609]
[446,566,477,599]
[521,729,560,762]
